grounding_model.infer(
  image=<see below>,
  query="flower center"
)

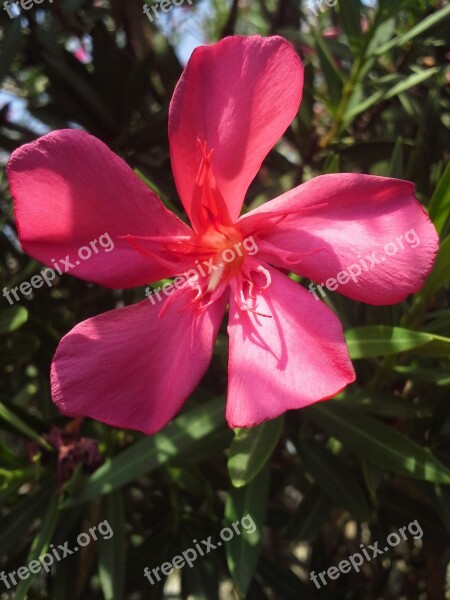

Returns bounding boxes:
[196,224,246,292]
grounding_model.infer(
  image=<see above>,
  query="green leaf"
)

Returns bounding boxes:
[298,440,372,521]
[63,398,225,507]
[257,555,312,599]
[304,402,450,484]
[382,487,448,544]
[181,523,220,599]
[313,31,344,108]
[134,168,182,218]
[225,464,270,598]
[0,18,21,83]
[284,484,332,541]
[0,441,27,468]
[428,162,450,235]
[338,0,362,51]
[0,306,28,336]
[346,326,450,358]
[393,365,450,387]
[0,401,52,450]
[432,484,450,536]
[98,491,126,600]
[366,16,396,57]
[416,233,450,300]
[228,417,283,488]
[0,484,54,556]
[41,48,116,130]
[52,546,78,600]
[342,391,433,419]
[322,152,340,174]
[15,493,60,600]
[171,428,233,466]
[343,68,439,126]
[423,309,450,335]
[345,326,432,358]
[413,332,450,357]
[389,136,404,178]
[374,3,450,55]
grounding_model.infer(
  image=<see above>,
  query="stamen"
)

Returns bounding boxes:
[190,139,233,233]
[207,265,225,292]
[230,268,273,319]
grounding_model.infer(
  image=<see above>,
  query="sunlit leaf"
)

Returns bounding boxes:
[428,162,450,235]
[346,326,432,358]
[304,403,450,483]
[0,306,28,336]
[63,398,225,507]
[228,417,283,488]
[374,3,450,55]
[225,464,270,597]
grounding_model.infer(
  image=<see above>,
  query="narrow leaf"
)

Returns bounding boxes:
[0,306,28,336]
[98,491,126,600]
[228,417,283,488]
[304,402,450,484]
[284,485,332,542]
[15,493,60,600]
[298,440,372,521]
[375,4,450,55]
[428,162,450,234]
[313,31,344,108]
[0,401,52,450]
[345,326,432,358]
[338,0,362,51]
[0,485,54,556]
[63,399,225,507]
[225,464,270,597]
[344,68,438,126]
[417,234,450,301]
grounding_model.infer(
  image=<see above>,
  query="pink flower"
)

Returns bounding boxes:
[7,36,438,435]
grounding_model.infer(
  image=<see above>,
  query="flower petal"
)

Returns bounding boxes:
[51,289,227,435]
[169,35,304,222]
[240,174,439,305]
[226,266,355,428]
[7,129,192,289]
